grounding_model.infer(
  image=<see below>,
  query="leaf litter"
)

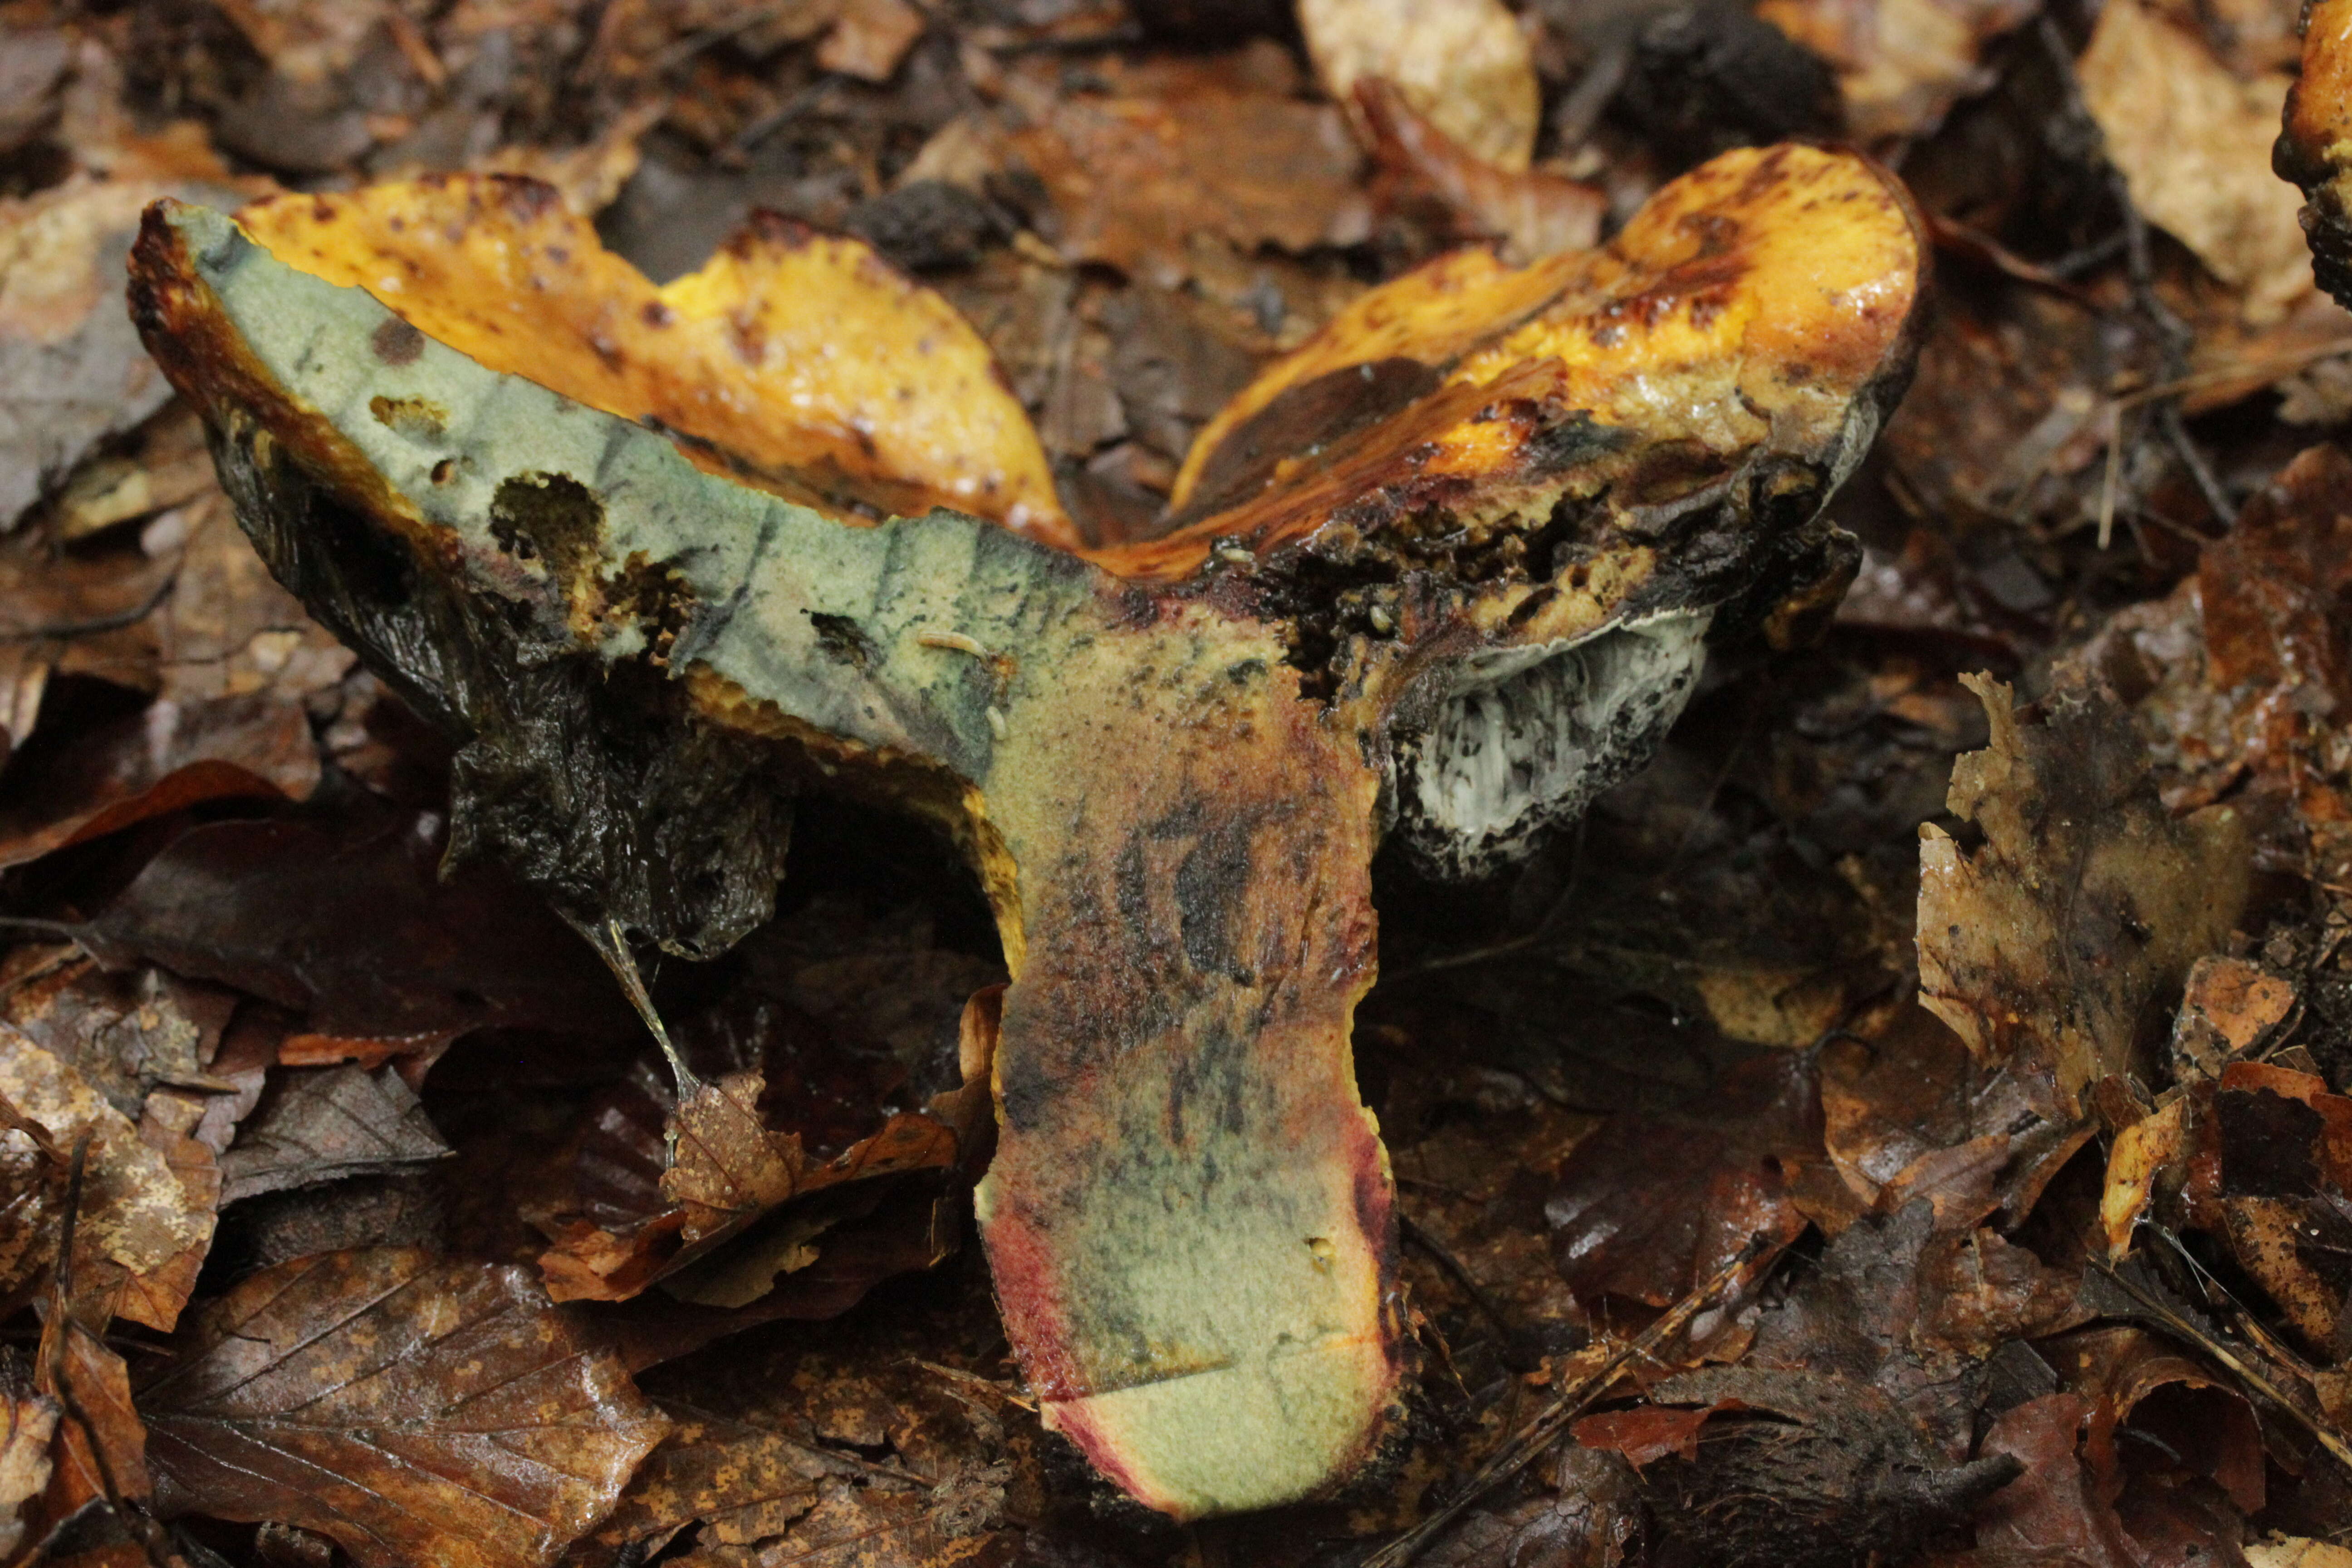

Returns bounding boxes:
[5,0,2352,1560]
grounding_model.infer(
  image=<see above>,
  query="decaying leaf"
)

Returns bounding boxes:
[1356,80,1607,265]
[216,1063,452,1203]
[1917,676,2252,1114]
[0,1356,59,1561]
[139,1247,670,1568]
[128,143,1923,1516]
[1299,0,1542,172]
[1756,0,2036,139]
[0,1025,213,1331]
[1593,1368,2021,1568]
[2080,0,2313,323]
[1001,47,1374,289]
[0,176,245,528]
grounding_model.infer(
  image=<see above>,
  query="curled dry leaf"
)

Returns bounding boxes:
[592,1403,846,1552]
[0,1363,58,1562]
[0,693,321,872]
[1756,0,2036,140]
[1356,80,1606,265]
[0,1026,212,1331]
[0,176,243,528]
[216,1063,452,1204]
[130,143,1925,1516]
[138,1247,670,1568]
[2080,0,2313,323]
[1917,676,2252,1116]
[1298,0,1541,172]
[236,177,1072,544]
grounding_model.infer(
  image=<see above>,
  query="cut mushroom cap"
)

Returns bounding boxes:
[2280,0,2352,309]
[126,142,1923,1519]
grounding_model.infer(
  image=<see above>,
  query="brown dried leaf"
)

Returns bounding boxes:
[1545,1053,1816,1309]
[2080,0,2312,323]
[2170,955,2295,1081]
[593,1403,843,1551]
[1299,0,1540,171]
[814,0,926,82]
[1917,676,2252,1115]
[0,1027,213,1331]
[139,1248,671,1568]
[217,1064,452,1204]
[665,1071,808,1242]
[1757,0,2036,139]
[0,1357,60,1561]
[1004,48,1371,288]
[1356,80,1605,265]
[0,693,321,872]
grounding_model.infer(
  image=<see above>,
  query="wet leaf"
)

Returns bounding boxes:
[1757,0,2036,140]
[2080,0,2312,323]
[216,1063,452,1204]
[139,1247,671,1568]
[1917,675,2252,1116]
[0,693,320,871]
[0,1026,213,1331]
[0,1355,60,1561]
[73,808,639,1051]
[1004,47,1372,289]
[1545,1052,1817,1310]
[1299,0,1541,171]
[1356,80,1606,265]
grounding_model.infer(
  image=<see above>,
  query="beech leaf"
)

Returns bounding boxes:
[138,1247,670,1568]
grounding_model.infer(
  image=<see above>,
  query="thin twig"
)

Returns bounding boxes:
[1361,1235,1771,1568]
[573,914,700,1095]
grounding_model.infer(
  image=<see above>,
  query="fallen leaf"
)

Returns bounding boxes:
[2170,955,2295,1080]
[1356,80,1606,265]
[593,1403,844,1552]
[815,0,926,82]
[1299,0,1541,171]
[1004,47,1372,288]
[0,1026,212,1331]
[1545,1052,1816,1309]
[1630,1368,2022,1568]
[2080,0,2312,323]
[1917,675,2252,1115]
[139,1248,671,1568]
[0,1356,60,1561]
[72,808,640,1050]
[1757,0,2036,139]
[2101,1094,2188,1259]
[2250,1539,2352,1568]
[216,1064,452,1204]
[1969,1394,2138,1568]
[0,178,192,528]
[0,692,321,871]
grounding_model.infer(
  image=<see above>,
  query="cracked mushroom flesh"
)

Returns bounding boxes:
[127,143,1924,1519]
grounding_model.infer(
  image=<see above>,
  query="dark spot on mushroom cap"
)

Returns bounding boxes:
[371,317,425,366]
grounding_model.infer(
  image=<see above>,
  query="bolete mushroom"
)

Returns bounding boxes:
[126,142,1924,1519]
[2279,0,2352,309]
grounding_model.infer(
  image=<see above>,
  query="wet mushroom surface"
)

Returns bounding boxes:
[125,142,1925,1519]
